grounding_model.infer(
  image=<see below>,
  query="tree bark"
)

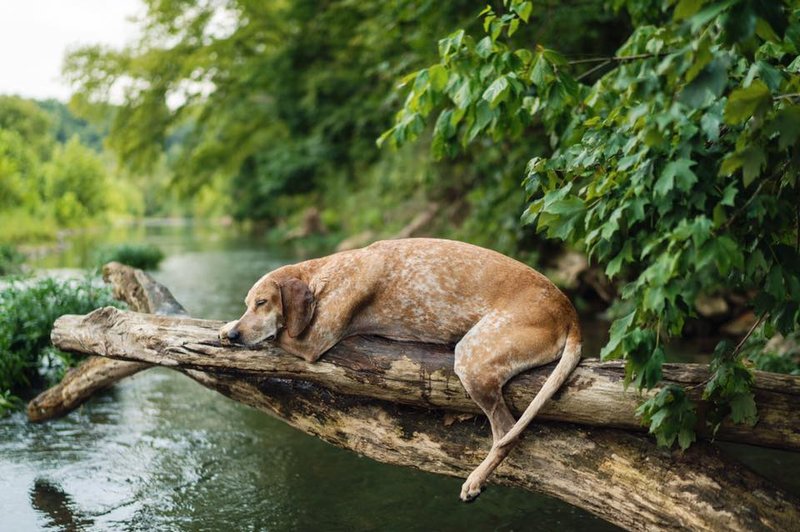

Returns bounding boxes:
[30,264,800,530]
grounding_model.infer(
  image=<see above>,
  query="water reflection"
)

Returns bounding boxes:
[31,478,93,531]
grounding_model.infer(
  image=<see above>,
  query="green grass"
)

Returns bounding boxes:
[94,243,165,270]
[0,276,121,414]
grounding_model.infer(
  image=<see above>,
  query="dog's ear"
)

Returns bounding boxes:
[279,278,315,338]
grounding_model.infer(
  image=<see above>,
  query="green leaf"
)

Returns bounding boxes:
[674,0,704,20]
[700,103,723,142]
[600,310,636,361]
[655,159,697,196]
[546,196,584,215]
[719,152,742,176]
[740,145,766,187]
[542,49,567,66]
[724,80,772,125]
[438,29,465,58]
[453,80,475,109]
[654,169,674,196]
[728,393,758,425]
[530,54,553,88]
[680,57,729,107]
[514,1,532,23]
[482,76,509,108]
[606,241,633,278]
[766,105,800,151]
[722,1,756,44]
[677,427,696,450]
[689,0,736,32]
[474,101,493,131]
[429,64,449,92]
[721,183,738,206]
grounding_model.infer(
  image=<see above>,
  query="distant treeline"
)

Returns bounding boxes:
[0,96,210,244]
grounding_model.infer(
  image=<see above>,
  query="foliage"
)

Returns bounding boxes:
[384,0,800,448]
[94,243,165,270]
[43,136,110,225]
[65,1,474,225]
[745,328,800,375]
[0,277,120,415]
[636,385,697,448]
[62,0,628,254]
[0,128,40,210]
[0,245,25,276]
[0,96,53,158]
[37,98,107,151]
[0,95,150,243]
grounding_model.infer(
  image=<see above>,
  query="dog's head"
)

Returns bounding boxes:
[219,276,316,347]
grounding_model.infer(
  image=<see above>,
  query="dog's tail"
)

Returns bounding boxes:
[495,325,582,449]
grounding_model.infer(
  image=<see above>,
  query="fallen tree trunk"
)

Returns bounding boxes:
[31,264,800,530]
[49,308,800,452]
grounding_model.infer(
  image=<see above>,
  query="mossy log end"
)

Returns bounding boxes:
[29,263,800,531]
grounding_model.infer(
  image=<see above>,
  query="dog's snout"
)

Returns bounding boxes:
[227,327,241,342]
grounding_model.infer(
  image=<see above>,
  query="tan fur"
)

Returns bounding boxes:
[220,238,582,501]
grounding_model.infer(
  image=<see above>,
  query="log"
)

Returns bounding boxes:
[31,264,800,530]
[27,262,183,421]
[183,370,800,531]
[50,308,800,452]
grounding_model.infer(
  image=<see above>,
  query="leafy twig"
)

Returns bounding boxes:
[732,312,768,358]
[576,60,612,81]
[567,52,669,65]
[774,92,800,101]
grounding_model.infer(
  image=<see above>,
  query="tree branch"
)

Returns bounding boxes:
[50,307,800,451]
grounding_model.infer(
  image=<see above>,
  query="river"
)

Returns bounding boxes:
[1,221,796,530]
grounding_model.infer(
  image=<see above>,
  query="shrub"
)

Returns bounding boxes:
[0,276,120,414]
[0,245,24,276]
[94,243,165,270]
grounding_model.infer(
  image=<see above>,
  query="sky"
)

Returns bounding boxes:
[0,0,143,101]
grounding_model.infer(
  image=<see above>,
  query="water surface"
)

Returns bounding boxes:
[2,222,618,531]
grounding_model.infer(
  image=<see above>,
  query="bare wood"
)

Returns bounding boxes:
[27,262,185,421]
[50,307,800,452]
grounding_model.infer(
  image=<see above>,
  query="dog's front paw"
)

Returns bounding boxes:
[459,473,485,502]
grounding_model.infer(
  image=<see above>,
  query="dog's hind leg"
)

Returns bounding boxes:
[454,316,566,501]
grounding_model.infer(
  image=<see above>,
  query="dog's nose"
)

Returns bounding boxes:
[227,328,241,342]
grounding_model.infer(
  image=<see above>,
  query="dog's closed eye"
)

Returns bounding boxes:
[255,299,267,307]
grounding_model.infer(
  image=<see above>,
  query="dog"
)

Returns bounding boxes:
[219,238,581,501]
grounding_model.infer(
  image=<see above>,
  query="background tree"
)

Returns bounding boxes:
[63,0,628,255]
[44,137,110,225]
